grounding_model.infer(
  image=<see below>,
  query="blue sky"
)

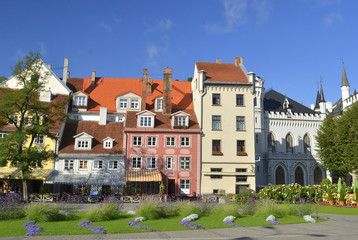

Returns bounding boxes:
[1,0,357,107]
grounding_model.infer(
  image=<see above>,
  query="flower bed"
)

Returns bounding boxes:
[127,217,157,231]
[23,221,43,236]
[78,220,106,234]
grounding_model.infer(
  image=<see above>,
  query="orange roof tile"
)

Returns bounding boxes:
[67,78,193,112]
[196,62,248,83]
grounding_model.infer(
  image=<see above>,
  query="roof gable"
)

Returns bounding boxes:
[73,132,94,139]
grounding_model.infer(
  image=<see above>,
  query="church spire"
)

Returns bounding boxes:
[341,64,350,87]
[320,78,326,103]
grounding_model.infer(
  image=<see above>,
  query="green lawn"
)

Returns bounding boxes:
[316,204,358,215]
[0,212,324,237]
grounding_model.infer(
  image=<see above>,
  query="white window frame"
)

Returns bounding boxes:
[104,140,113,149]
[77,140,89,149]
[166,136,176,147]
[180,179,190,195]
[0,133,8,139]
[156,98,163,111]
[139,116,153,127]
[133,136,143,146]
[108,160,118,170]
[146,157,157,169]
[79,160,88,170]
[179,156,190,170]
[132,157,142,169]
[166,156,173,170]
[174,116,186,126]
[93,160,104,170]
[34,135,45,145]
[74,96,86,106]
[147,136,157,147]
[130,99,139,109]
[64,160,74,170]
[119,98,128,109]
[180,137,190,147]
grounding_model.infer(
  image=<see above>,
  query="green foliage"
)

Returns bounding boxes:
[86,200,124,222]
[327,187,333,201]
[173,200,211,217]
[25,203,76,222]
[316,102,358,175]
[254,199,287,218]
[0,76,6,84]
[211,203,240,218]
[236,187,253,203]
[339,185,346,201]
[136,200,167,220]
[159,183,165,194]
[287,201,314,216]
[321,178,331,186]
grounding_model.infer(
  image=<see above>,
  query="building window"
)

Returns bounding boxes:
[64,160,74,170]
[133,136,142,146]
[146,182,157,194]
[304,134,311,153]
[132,157,142,169]
[166,137,175,147]
[179,157,190,170]
[313,166,323,185]
[180,137,190,147]
[236,140,246,155]
[180,179,190,195]
[236,116,245,131]
[275,166,285,184]
[212,115,221,130]
[146,157,157,169]
[9,115,18,125]
[295,166,304,186]
[119,99,128,109]
[286,134,293,153]
[79,160,88,169]
[74,96,86,106]
[211,168,222,172]
[174,116,186,127]
[0,133,8,142]
[268,133,276,153]
[77,140,89,149]
[156,99,163,111]
[211,175,222,179]
[212,140,222,155]
[139,116,152,127]
[236,176,247,182]
[255,134,259,144]
[236,94,244,106]
[109,160,118,170]
[94,160,103,169]
[24,116,32,126]
[212,93,221,105]
[166,156,173,170]
[104,141,113,149]
[147,136,157,146]
[131,99,139,109]
[235,168,247,172]
[34,135,45,145]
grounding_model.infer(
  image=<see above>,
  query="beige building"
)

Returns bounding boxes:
[191,57,256,194]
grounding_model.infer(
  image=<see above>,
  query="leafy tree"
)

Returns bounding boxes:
[316,101,358,176]
[0,76,6,84]
[0,52,68,201]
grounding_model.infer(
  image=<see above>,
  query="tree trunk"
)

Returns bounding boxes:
[22,179,28,202]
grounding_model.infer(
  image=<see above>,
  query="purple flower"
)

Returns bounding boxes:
[78,220,106,234]
[23,221,43,236]
[267,219,280,225]
[224,221,242,227]
[127,219,157,232]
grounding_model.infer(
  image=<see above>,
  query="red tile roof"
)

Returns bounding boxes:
[196,62,248,83]
[59,121,124,154]
[125,109,200,130]
[66,78,193,112]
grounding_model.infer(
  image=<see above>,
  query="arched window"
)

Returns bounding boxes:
[304,134,311,154]
[275,166,285,184]
[295,166,304,186]
[313,167,323,185]
[268,133,276,153]
[286,133,293,153]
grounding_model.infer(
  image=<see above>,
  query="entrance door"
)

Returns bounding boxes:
[102,185,111,195]
[168,179,175,196]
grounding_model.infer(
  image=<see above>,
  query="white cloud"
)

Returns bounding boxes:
[38,42,47,56]
[146,43,159,67]
[324,13,343,25]
[99,21,112,33]
[147,19,173,32]
[252,0,272,24]
[12,49,25,60]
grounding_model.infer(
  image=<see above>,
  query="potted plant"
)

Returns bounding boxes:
[355,187,358,207]
[327,187,334,205]
[339,185,345,206]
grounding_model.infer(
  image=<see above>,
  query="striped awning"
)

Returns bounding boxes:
[125,169,162,182]
[12,168,54,180]
[0,167,19,179]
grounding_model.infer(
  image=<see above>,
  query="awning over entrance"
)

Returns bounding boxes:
[45,171,89,185]
[87,172,125,186]
[125,169,162,182]
[12,168,54,180]
[0,167,19,179]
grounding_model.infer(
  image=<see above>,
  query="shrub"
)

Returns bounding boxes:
[236,188,253,203]
[25,203,76,222]
[339,186,345,202]
[327,187,333,201]
[136,200,166,220]
[173,200,211,217]
[288,199,314,216]
[321,178,331,186]
[0,192,25,220]
[86,196,124,222]
[254,199,287,218]
[211,203,240,218]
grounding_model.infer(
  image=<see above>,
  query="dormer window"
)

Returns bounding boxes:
[171,111,190,129]
[74,132,94,150]
[119,99,128,109]
[155,97,163,111]
[116,92,142,112]
[72,92,88,110]
[103,137,115,149]
[131,99,139,109]
[136,110,156,128]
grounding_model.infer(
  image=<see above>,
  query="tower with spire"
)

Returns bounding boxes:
[341,64,351,109]
[311,78,331,114]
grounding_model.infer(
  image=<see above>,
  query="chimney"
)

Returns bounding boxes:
[216,58,221,64]
[47,64,52,69]
[234,57,243,67]
[163,67,172,115]
[62,58,69,84]
[247,72,256,93]
[91,71,96,86]
[142,68,148,110]
[147,76,152,94]
[67,71,70,79]
[99,107,107,125]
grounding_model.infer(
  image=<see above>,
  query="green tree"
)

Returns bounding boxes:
[0,52,68,201]
[316,102,358,176]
